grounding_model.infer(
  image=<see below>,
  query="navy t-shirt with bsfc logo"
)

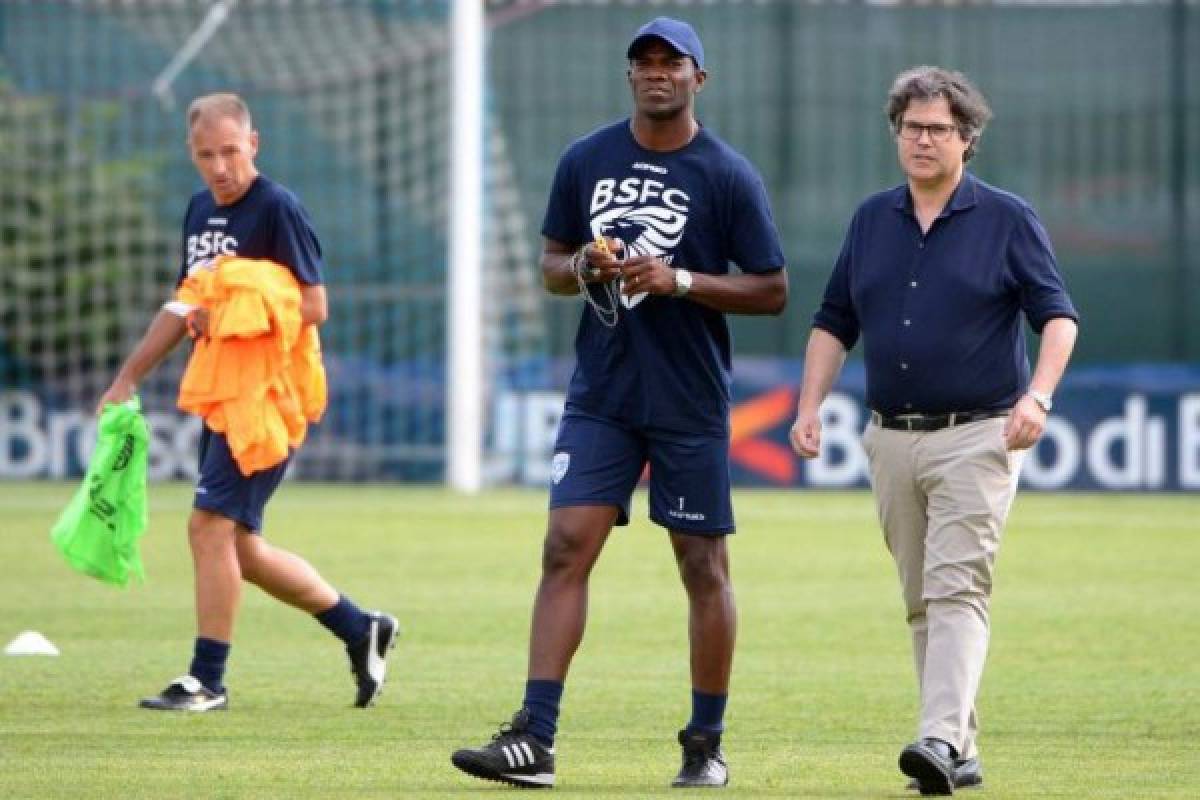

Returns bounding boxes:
[178,174,324,287]
[542,119,785,436]
[175,175,323,524]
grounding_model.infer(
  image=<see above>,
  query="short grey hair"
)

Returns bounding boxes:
[885,66,992,162]
[186,92,253,134]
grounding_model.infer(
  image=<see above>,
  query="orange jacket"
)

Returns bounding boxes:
[176,256,327,476]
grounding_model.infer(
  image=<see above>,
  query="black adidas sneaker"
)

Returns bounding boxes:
[451,708,556,788]
[347,611,399,707]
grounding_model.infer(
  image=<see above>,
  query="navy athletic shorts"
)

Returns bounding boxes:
[192,426,290,533]
[547,409,734,535]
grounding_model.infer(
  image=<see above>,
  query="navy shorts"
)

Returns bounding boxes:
[548,410,734,535]
[193,426,290,533]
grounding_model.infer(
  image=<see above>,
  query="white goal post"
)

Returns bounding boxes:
[447,0,485,493]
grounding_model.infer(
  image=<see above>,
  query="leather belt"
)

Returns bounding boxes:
[870,409,1008,432]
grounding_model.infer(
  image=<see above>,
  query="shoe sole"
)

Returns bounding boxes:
[907,778,982,792]
[451,752,554,789]
[899,749,954,796]
[138,699,228,712]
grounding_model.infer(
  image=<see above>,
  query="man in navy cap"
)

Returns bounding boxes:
[451,16,787,790]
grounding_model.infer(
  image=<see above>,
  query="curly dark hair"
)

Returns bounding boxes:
[885,66,992,162]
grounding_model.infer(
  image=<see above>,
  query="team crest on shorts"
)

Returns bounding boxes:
[552,452,570,484]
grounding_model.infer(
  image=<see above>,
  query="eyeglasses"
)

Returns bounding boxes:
[897,121,960,143]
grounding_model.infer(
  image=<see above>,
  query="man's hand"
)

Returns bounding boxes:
[789,409,822,459]
[96,378,136,415]
[579,236,624,285]
[619,254,673,296]
[186,308,211,339]
[1003,393,1047,450]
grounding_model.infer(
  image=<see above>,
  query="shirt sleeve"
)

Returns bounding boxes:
[811,212,861,351]
[272,195,325,286]
[1009,205,1078,332]
[726,163,786,274]
[540,148,584,245]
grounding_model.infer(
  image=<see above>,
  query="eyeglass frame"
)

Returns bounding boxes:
[894,120,965,143]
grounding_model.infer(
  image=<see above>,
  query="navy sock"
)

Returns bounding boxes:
[314,594,371,646]
[189,637,230,693]
[686,689,728,735]
[522,679,564,747]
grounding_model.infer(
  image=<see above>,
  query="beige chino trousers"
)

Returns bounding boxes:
[862,415,1024,760]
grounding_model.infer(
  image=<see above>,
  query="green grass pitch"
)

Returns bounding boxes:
[2,483,1197,798]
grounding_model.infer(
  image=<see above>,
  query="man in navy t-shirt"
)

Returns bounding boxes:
[452,18,787,790]
[98,93,397,713]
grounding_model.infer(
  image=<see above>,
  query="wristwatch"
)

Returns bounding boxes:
[1027,389,1053,413]
[673,268,693,297]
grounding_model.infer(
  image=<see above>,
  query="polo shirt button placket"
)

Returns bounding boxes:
[904,239,921,384]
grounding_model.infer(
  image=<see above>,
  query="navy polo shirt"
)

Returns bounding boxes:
[813,172,1078,416]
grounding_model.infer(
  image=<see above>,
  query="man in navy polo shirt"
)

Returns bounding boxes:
[789,67,1078,795]
[451,17,787,790]
[98,93,396,713]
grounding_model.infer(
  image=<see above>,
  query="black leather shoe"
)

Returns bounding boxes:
[898,738,957,796]
[907,757,982,791]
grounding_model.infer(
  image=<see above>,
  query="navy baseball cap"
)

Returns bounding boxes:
[626,17,704,70]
